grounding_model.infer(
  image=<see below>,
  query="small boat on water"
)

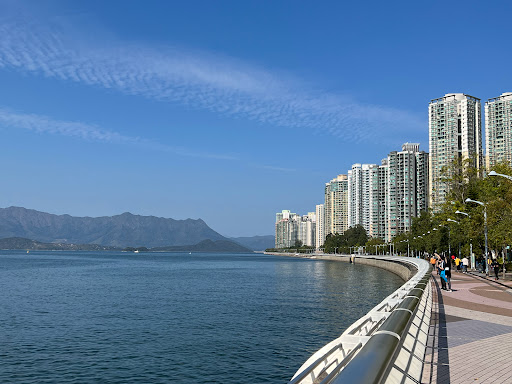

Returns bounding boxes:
[134,250,139,253]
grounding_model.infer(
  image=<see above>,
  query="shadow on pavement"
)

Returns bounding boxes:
[430,275,451,384]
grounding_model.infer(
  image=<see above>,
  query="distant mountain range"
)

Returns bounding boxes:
[152,239,252,253]
[0,207,254,251]
[230,235,275,251]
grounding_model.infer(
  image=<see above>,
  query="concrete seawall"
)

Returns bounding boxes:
[266,252,416,282]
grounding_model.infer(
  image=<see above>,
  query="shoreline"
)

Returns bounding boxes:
[265,252,416,281]
[267,252,432,384]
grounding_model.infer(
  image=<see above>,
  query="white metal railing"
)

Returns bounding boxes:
[288,255,432,384]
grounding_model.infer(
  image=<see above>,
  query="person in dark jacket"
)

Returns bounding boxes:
[491,259,500,280]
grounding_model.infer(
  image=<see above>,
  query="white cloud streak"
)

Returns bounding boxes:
[0,107,237,160]
[0,6,424,144]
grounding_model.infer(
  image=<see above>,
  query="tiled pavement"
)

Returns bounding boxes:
[422,271,512,383]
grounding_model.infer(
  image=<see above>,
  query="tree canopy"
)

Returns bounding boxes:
[324,225,368,253]
[391,160,512,262]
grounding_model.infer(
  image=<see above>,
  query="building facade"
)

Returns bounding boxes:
[315,204,325,250]
[348,163,379,237]
[298,212,316,247]
[324,174,349,237]
[385,143,429,240]
[275,210,316,248]
[275,210,298,248]
[377,159,389,240]
[485,92,512,169]
[429,93,482,210]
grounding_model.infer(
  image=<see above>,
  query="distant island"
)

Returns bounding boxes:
[0,237,119,251]
[0,237,252,253]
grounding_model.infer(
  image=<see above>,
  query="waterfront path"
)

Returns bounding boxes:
[422,270,512,383]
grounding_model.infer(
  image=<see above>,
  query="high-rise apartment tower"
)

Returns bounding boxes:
[324,175,349,237]
[429,93,482,210]
[315,204,325,250]
[348,163,379,237]
[485,92,512,169]
[385,143,429,240]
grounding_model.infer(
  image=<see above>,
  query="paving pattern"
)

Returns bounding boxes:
[422,271,512,384]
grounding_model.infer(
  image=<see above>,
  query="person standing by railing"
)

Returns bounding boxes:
[435,253,442,275]
[436,253,447,290]
[443,255,453,292]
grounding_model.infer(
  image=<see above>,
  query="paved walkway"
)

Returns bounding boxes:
[422,270,512,384]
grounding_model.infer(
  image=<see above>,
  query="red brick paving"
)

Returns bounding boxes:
[422,271,512,384]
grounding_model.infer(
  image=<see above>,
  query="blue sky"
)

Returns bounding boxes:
[0,0,511,237]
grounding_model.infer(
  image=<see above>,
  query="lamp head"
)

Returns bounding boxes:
[465,198,484,206]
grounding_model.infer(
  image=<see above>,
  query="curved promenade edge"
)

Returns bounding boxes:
[265,252,433,384]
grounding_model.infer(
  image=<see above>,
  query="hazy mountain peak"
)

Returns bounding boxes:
[0,207,226,248]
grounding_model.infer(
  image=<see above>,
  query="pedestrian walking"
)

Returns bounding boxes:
[462,256,469,273]
[455,256,461,272]
[430,255,436,268]
[491,259,500,280]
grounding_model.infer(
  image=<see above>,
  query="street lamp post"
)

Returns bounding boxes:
[447,219,461,259]
[489,170,512,278]
[489,170,512,181]
[456,210,474,270]
[465,198,488,275]
[437,224,451,257]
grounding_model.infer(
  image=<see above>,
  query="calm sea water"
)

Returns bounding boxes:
[0,251,403,383]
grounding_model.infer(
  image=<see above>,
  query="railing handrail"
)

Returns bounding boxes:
[288,255,432,384]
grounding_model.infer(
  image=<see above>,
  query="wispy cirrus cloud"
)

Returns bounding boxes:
[0,107,237,160]
[0,5,423,144]
[257,165,296,172]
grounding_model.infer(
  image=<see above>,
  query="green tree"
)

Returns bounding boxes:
[366,237,385,254]
[323,233,344,253]
[323,225,368,254]
[342,225,368,248]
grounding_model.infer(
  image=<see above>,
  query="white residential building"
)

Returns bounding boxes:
[385,143,429,240]
[275,210,299,248]
[315,204,325,250]
[324,174,349,237]
[298,212,316,247]
[275,210,316,248]
[429,93,482,210]
[485,92,512,169]
[348,163,379,237]
[377,159,389,240]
